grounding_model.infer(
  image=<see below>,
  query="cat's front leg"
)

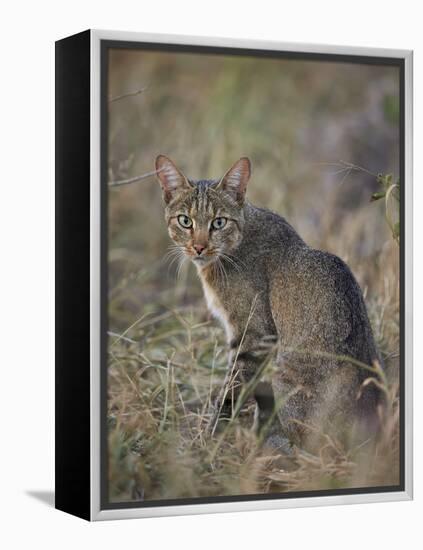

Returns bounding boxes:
[206,347,243,435]
[207,335,277,436]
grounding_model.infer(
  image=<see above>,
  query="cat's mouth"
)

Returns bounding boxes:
[187,249,217,266]
[192,255,215,265]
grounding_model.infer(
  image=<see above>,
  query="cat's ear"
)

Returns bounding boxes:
[217,157,251,204]
[155,155,192,203]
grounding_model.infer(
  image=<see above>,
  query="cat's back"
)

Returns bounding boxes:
[242,204,377,359]
[240,202,305,259]
[240,204,353,308]
[270,233,378,364]
[244,204,364,306]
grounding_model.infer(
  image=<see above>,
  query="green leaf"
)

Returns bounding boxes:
[393,222,400,238]
[370,191,386,202]
[376,173,393,190]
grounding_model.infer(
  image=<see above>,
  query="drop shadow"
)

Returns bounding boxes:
[26,490,55,508]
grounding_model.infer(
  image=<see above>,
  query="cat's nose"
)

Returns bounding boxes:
[193,244,206,255]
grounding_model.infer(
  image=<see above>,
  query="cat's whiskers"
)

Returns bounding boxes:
[218,251,244,274]
[163,245,187,275]
[215,256,229,287]
[163,248,183,265]
[176,255,188,280]
[163,244,183,260]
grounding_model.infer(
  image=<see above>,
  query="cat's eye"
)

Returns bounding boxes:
[211,217,227,230]
[177,214,193,228]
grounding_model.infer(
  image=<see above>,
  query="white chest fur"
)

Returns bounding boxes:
[200,278,233,342]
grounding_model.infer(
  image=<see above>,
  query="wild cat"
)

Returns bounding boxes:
[155,154,383,452]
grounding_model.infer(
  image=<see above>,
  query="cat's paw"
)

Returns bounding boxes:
[205,400,232,436]
[262,433,295,456]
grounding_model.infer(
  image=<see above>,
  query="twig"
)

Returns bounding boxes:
[107,331,137,345]
[109,312,153,347]
[338,160,378,178]
[109,86,148,103]
[108,167,163,187]
[316,160,379,180]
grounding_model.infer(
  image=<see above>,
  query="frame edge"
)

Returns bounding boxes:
[89,29,413,521]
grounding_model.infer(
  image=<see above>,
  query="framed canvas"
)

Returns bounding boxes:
[55,29,413,521]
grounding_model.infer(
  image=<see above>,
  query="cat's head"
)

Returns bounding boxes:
[155,155,251,268]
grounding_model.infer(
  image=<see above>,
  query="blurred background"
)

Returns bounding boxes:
[108,48,399,328]
[106,47,400,502]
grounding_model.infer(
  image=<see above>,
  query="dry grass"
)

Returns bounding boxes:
[107,280,400,502]
[106,49,400,503]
